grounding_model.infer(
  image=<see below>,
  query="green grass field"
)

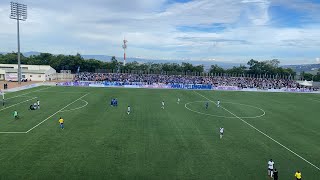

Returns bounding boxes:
[0,86,319,179]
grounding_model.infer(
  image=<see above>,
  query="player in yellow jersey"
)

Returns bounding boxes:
[294,170,302,180]
[59,117,64,129]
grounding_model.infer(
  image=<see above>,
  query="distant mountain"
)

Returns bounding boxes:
[282,64,320,74]
[81,55,240,69]
[81,55,113,61]
[0,51,255,69]
[1,51,41,57]
[23,51,41,57]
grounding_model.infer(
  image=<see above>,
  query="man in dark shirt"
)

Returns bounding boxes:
[273,169,278,180]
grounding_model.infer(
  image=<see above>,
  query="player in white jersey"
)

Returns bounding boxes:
[217,100,220,108]
[33,102,38,110]
[219,127,224,139]
[267,159,274,178]
[161,101,165,109]
[37,100,40,109]
[177,98,180,104]
[127,106,131,114]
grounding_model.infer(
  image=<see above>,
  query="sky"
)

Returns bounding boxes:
[0,0,320,64]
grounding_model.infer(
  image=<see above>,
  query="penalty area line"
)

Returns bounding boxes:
[0,97,38,112]
[0,131,27,134]
[5,86,52,100]
[25,93,90,133]
[193,91,320,171]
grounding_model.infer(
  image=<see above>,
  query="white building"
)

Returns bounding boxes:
[0,64,56,81]
[0,69,5,81]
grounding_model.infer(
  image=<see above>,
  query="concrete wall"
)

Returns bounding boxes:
[313,82,320,87]
[0,69,5,80]
[45,67,57,81]
[0,64,52,71]
[23,73,45,81]
[56,73,75,80]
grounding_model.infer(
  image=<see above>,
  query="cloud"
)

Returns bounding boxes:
[0,0,319,64]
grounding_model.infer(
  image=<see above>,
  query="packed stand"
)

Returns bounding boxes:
[75,72,308,89]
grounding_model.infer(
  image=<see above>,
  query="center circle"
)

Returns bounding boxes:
[60,99,88,112]
[185,101,265,119]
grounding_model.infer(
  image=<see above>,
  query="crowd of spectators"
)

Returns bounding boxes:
[74,72,309,89]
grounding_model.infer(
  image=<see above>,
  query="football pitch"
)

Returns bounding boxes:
[0,86,319,179]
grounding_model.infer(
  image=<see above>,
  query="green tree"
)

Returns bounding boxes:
[226,65,247,75]
[209,64,225,75]
[301,72,313,81]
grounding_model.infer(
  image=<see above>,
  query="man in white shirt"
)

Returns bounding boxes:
[37,100,40,109]
[33,102,38,110]
[127,106,131,115]
[161,101,165,109]
[177,98,180,104]
[267,159,275,178]
[219,127,224,139]
[217,100,220,108]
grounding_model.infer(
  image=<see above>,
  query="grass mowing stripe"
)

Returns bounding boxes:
[194,90,320,172]
[26,93,90,133]
[35,91,87,94]
[5,87,53,100]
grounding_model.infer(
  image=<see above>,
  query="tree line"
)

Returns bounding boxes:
[0,52,319,81]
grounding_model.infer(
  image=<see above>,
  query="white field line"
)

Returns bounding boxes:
[309,98,320,103]
[0,97,38,112]
[25,93,89,133]
[194,91,320,171]
[60,99,88,112]
[0,132,26,134]
[5,87,53,100]
[184,100,265,119]
[35,91,87,94]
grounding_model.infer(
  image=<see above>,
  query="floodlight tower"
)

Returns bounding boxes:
[122,38,128,66]
[10,2,27,84]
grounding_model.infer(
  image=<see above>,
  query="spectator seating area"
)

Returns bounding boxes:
[75,73,307,89]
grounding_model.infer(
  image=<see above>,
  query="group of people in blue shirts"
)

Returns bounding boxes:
[111,98,118,107]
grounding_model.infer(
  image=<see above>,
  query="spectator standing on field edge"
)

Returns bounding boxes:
[273,169,278,180]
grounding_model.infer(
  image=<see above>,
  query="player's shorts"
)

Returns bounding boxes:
[220,132,223,135]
